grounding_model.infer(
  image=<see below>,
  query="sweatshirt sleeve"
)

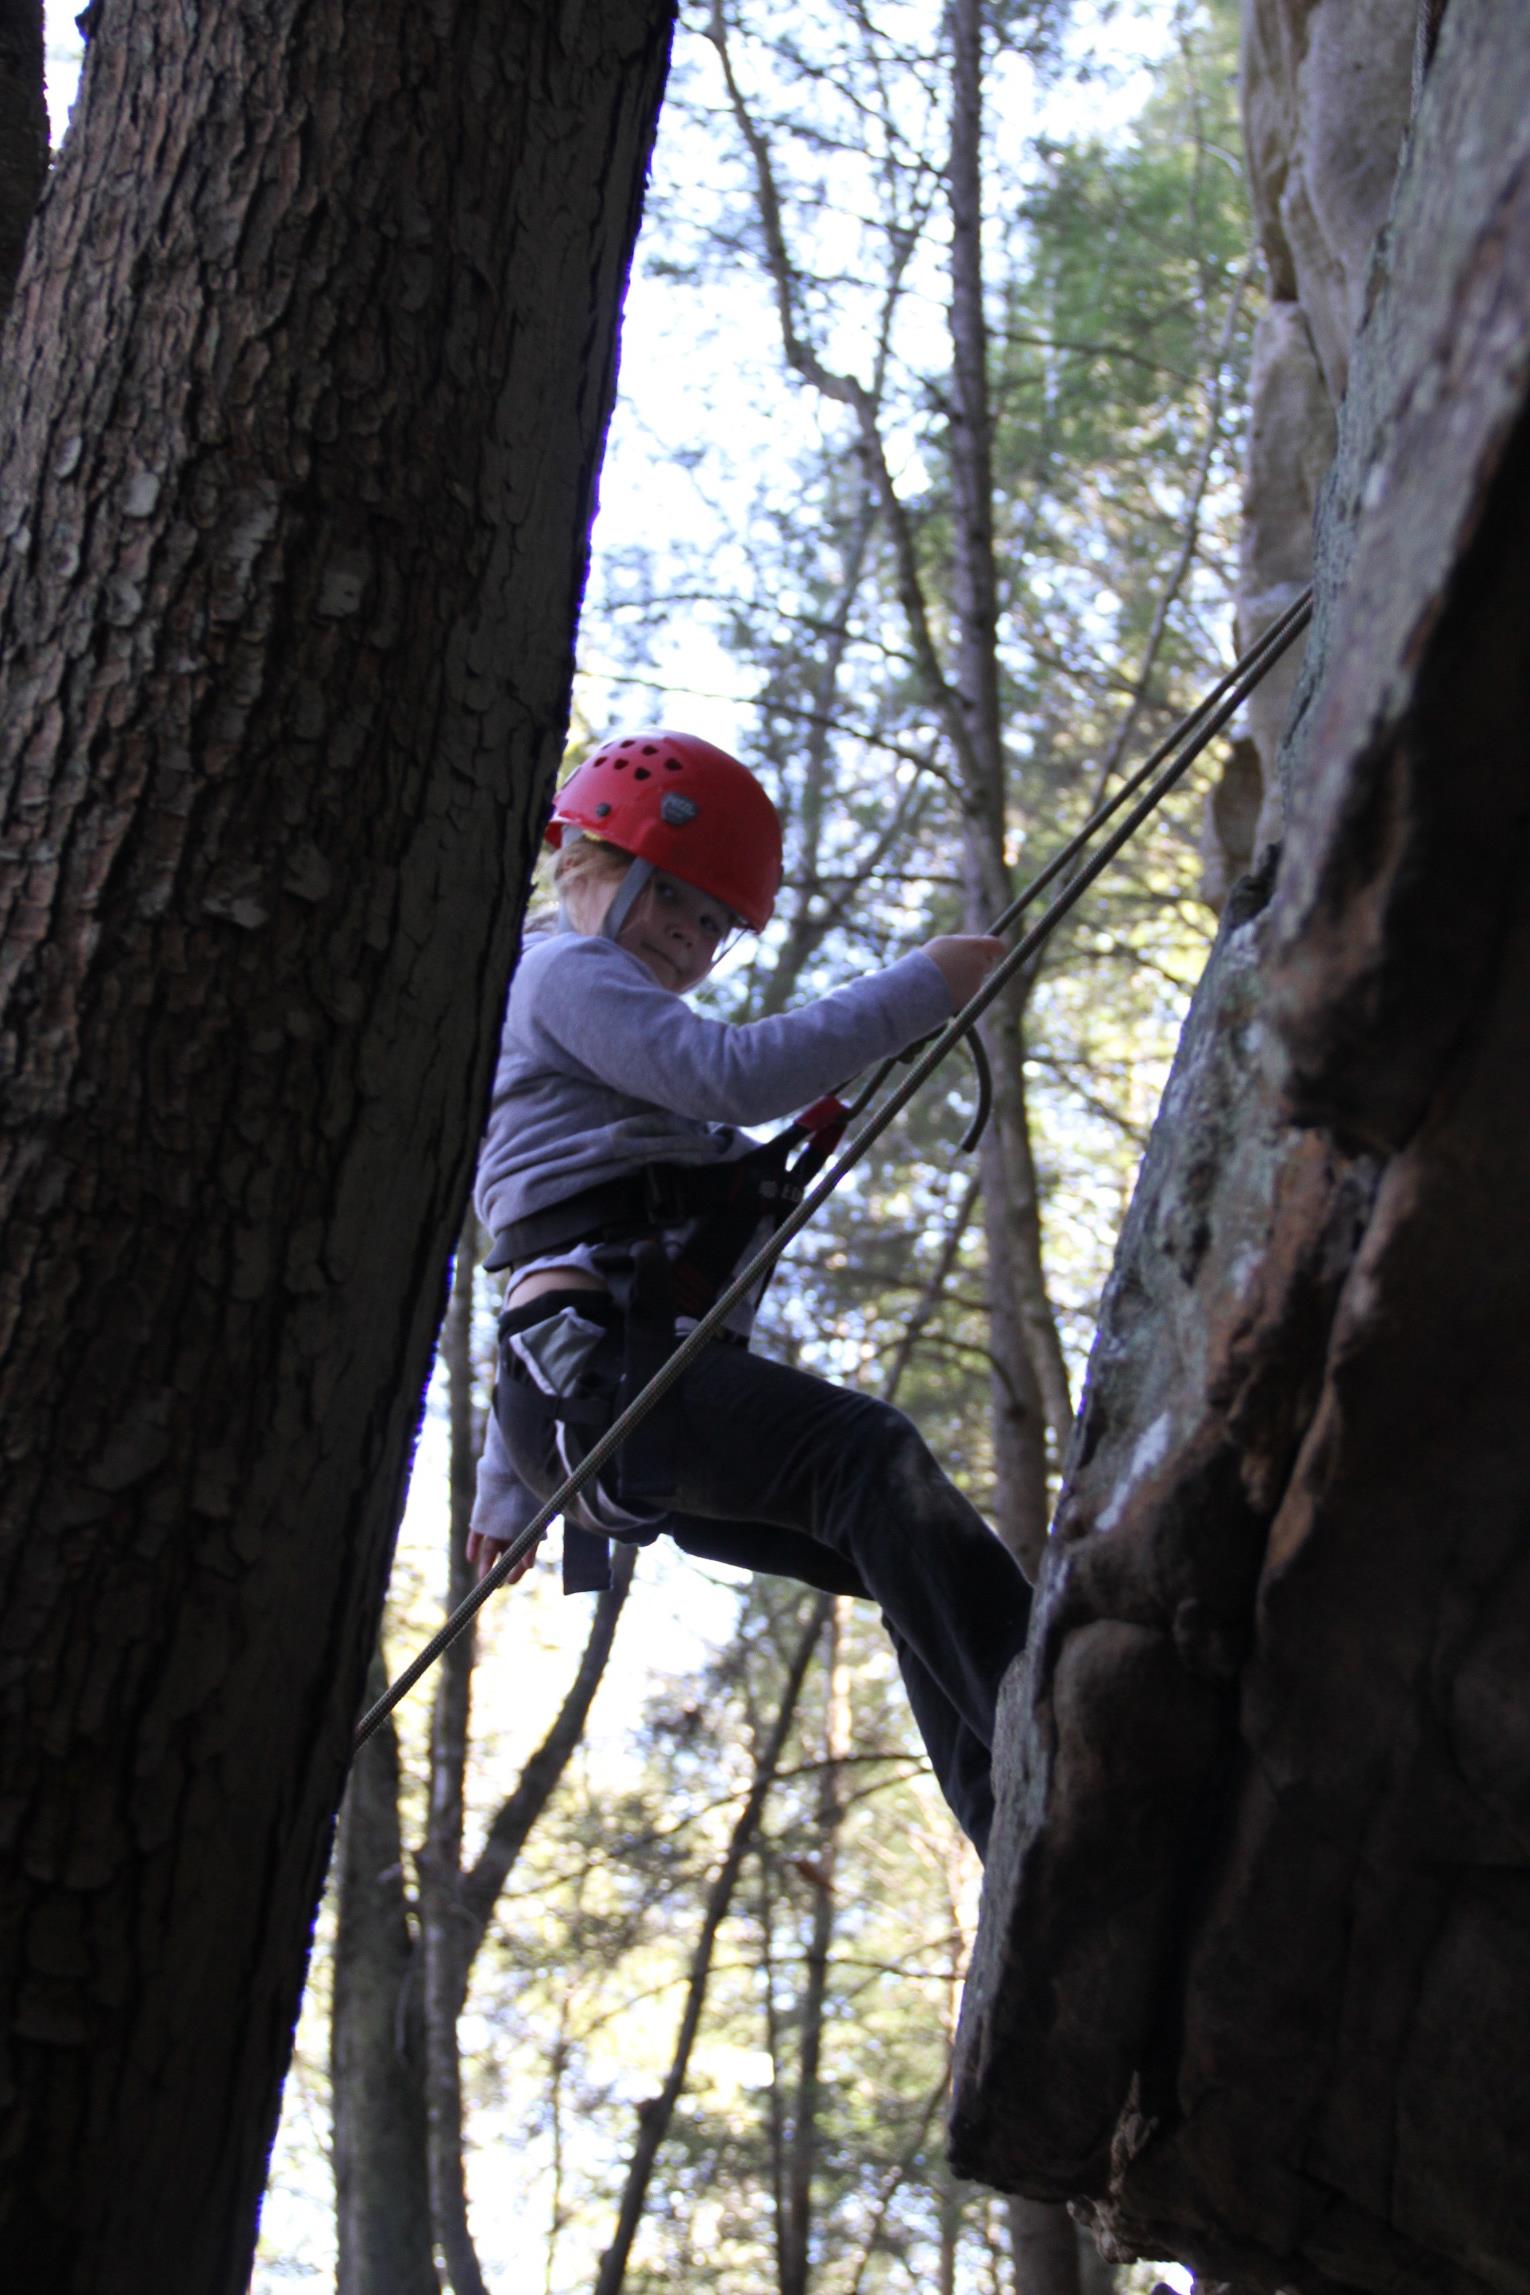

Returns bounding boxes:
[471,1408,545,1549]
[529,937,953,1126]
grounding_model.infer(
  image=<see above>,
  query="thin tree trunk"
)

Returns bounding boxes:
[1080,255,1256,815]
[0,0,46,315]
[1009,2194,1082,2295]
[543,1991,579,2295]
[938,2159,964,2295]
[338,1223,636,2288]
[945,0,1071,1566]
[756,475,880,1018]
[332,1661,437,2295]
[759,1851,791,2291]
[844,2069,950,2295]
[420,1233,488,2295]
[933,1852,974,2295]
[456,1543,637,1984]
[779,1603,849,2295]
[593,1593,833,2295]
[1076,2227,1116,2295]
[0,4,674,2282]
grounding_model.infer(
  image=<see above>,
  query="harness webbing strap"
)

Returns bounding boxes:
[353,589,1313,1754]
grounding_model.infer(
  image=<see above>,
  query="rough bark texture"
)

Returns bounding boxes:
[953,7,1530,2292]
[0,3,674,2286]
[332,1665,437,2295]
[0,0,45,318]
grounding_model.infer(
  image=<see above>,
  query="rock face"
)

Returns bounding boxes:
[953,8,1530,2291]
[1216,0,1415,875]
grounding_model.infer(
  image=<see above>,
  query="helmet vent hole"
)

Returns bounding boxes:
[642,744,658,755]
[633,767,651,781]
[664,757,683,770]
[613,758,628,770]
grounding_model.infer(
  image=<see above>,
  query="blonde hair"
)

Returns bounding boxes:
[552,833,633,933]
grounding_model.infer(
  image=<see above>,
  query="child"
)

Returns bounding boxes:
[469,729,1031,1857]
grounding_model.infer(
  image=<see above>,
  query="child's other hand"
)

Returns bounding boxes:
[466,1527,544,1585]
[921,934,1006,1010]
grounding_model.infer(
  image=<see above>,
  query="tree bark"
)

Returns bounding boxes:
[0,0,45,317]
[779,1603,847,2295]
[945,0,1071,1568]
[1008,2194,1081,2295]
[0,2,674,2284]
[1009,2193,1116,2294]
[420,1236,488,2295]
[332,1662,437,2295]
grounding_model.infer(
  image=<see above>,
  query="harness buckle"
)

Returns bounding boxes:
[642,1165,699,1225]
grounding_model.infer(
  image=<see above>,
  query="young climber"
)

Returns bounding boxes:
[469,729,1032,1857]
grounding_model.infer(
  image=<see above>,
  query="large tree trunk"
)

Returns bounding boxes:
[0,0,46,316]
[0,2,674,2285]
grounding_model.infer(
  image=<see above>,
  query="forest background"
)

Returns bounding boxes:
[40,0,1260,2285]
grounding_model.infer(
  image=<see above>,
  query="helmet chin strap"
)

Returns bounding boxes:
[599,855,654,943]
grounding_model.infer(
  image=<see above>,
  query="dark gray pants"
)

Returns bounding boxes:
[494,1300,1031,1855]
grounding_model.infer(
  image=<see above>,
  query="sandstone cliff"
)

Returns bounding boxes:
[956,8,1530,2291]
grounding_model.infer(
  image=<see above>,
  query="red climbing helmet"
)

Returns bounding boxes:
[546,729,783,931]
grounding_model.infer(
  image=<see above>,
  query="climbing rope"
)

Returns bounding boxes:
[354,587,1313,1752]
[845,582,1314,1137]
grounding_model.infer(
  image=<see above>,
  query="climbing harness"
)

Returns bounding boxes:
[487,1096,851,1593]
[483,1095,848,1296]
[354,587,1312,1752]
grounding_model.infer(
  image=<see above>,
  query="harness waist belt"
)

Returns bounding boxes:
[484,1158,802,1274]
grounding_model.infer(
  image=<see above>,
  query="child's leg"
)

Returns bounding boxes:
[657,1344,1031,1840]
[667,1511,868,1597]
[491,1295,1027,1848]
[886,1634,1000,1857]
[669,1509,999,1850]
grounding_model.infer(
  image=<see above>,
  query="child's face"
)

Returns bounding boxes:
[612,870,734,993]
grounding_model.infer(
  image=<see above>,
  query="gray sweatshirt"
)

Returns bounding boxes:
[475,930,951,1238]
[470,928,953,1545]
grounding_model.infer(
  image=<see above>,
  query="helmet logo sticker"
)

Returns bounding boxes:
[660,793,699,826]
